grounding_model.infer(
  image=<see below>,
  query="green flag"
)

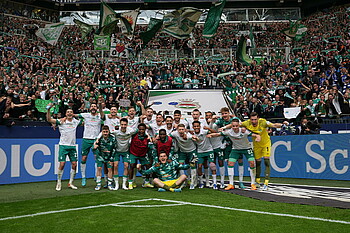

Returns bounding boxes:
[203,0,226,38]
[140,18,163,45]
[163,7,202,39]
[236,35,252,66]
[35,22,64,45]
[35,99,53,113]
[94,35,110,50]
[73,19,93,39]
[282,20,308,41]
[97,2,119,36]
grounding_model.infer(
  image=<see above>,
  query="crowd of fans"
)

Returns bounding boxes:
[0,4,350,133]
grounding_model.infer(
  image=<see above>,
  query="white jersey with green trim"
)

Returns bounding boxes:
[144,116,156,136]
[169,131,196,153]
[194,129,213,153]
[186,118,208,130]
[57,118,80,146]
[221,128,251,150]
[208,123,224,149]
[127,116,139,130]
[149,122,166,137]
[104,116,120,133]
[79,113,103,139]
[112,127,137,152]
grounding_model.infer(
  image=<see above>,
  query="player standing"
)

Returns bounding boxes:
[210,119,260,190]
[93,125,116,191]
[240,112,286,190]
[192,121,218,189]
[169,124,197,189]
[77,102,104,187]
[46,104,81,191]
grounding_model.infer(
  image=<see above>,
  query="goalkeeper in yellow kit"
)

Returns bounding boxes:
[239,112,287,191]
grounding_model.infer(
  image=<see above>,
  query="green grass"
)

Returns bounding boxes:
[0,178,349,233]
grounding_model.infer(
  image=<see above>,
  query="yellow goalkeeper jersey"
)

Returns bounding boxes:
[241,118,274,148]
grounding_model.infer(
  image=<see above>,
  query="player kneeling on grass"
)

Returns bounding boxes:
[138,151,196,192]
[209,119,261,190]
[93,126,116,191]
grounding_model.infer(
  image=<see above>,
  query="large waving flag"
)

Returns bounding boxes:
[140,18,163,46]
[73,19,93,39]
[283,20,308,41]
[163,7,202,39]
[97,2,131,36]
[236,35,253,66]
[35,22,64,45]
[120,8,140,39]
[203,0,226,38]
[249,24,257,56]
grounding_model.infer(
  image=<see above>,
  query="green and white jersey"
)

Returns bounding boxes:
[212,117,239,128]
[56,118,80,146]
[174,119,189,129]
[79,113,103,139]
[194,129,213,153]
[112,127,137,152]
[144,116,156,136]
[186,118,208,130]
[209,123,224,149]
[104,116,120,133]
[127,116,139,130]
[140,160,190,181]
[169,131,196,153]
[148,122,166,137]
[221,128,251,150]
[96,134,117,158]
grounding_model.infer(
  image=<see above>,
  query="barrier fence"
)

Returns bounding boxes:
[1,134,349,184]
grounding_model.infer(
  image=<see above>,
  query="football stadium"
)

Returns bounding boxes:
[0,0,350,232]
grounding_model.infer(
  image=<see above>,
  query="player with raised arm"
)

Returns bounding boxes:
[77,100,104,187]
[138,151,195,192]
[111,118,137,190]
[209,119,260,190]
[240,112,286,190]
[169,124,197,189]
[128,123,153,189]
[93,125,116,191]
[46,104,81,191]
[192,121,218,189]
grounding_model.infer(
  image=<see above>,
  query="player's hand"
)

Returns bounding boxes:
[218,127,224,132]
[189,162,196,168]
[283,121,289,126]
[190,156,198,164]
[255,135,261,142]
[136,164,142,170]
[154,163,160,167]
[60,117,67,123]
[203,126,210,130]
[206,134,212,138]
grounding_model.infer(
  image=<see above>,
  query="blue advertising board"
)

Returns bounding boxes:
[0,134,349,184]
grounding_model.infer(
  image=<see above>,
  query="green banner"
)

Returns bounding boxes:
[203,0,226,38]
[236,35,252,66]
[74,19,93,39]
[94,35,110,50]
[163,7,202,39]
[140,18,163,45]
[35,99,53,113]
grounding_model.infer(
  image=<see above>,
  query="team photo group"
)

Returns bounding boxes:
[47,98,287,193]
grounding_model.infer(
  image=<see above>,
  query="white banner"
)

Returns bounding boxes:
[35,23,64,45]
[284,107,301,119]
[110,34,128,58]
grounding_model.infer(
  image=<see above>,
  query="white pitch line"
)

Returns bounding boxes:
[111,204,185,208]
[0,198,153,221]
[152,198,350,225]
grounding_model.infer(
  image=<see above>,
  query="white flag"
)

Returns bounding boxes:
[284,107,301,119]
[120,8,140,39]
[35,23,64,45]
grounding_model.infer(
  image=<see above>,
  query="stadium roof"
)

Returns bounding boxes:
[6,0,349,16]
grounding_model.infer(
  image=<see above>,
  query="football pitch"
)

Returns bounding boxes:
[1,178,350,233]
